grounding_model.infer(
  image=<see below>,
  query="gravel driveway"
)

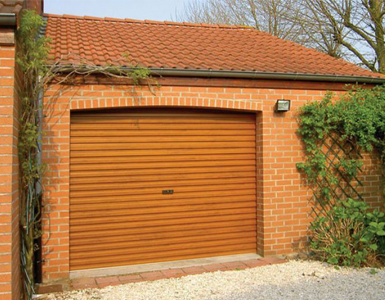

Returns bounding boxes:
[44,260,385,300]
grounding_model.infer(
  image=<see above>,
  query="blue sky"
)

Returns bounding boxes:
[44,0,191,21]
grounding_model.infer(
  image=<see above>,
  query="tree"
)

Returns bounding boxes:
[176,0,385,74]
[301,0,385,73]
[296,1,345,58]
[175,0,308,44]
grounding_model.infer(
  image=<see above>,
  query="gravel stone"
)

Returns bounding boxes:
[43,260,385,300]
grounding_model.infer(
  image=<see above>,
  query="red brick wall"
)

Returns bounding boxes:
[41,82,383,281]
[0,44,20,300]
[360,152,383,209]
[24,0,44,15]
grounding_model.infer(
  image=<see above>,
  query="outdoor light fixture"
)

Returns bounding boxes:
[275,99,291,112]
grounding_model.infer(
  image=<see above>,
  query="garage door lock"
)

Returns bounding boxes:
[162,190,174,194]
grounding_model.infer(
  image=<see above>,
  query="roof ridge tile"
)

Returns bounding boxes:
[84,15,104,21]
[164,21,181,26]
[182,22,202,27]
[104,17,126,22]
[144,19,163,24]
[200,23,218,28]
[124,18,144,23]
[44,13,258,30]
[62,14,83,19]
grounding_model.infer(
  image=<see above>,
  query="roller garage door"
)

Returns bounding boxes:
[69,108,257,271]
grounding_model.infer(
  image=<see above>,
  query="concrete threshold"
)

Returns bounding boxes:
[70,253,261,279]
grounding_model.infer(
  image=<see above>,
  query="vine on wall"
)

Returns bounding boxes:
[16,10,50,299]
[17,10,152,299]
[297,86,385,267]
[297,87,385,186]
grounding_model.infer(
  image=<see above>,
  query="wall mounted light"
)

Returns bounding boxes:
[275,99,291,112]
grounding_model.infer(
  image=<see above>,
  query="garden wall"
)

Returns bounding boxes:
[0,44,20,300]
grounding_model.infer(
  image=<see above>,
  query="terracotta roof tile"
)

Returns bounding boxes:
[44,14,384,80]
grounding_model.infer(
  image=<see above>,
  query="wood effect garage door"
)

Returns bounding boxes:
[69,108,257,271]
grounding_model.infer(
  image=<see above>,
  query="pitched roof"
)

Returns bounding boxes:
[44,14,384,81]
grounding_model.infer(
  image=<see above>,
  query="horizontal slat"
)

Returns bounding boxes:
[70,243,256,270]
[71,141,255,151]
[71,116,255,124]
[70,210,256,229]
[71,123,255,130]
[70,170,256,184]
[70,194,256,211]
[70,218,257,240]
[71,201,256,219]
[70,188,256,204]
[71,135,255,144]
[71,231,255,253]
[70,154,255,165]
[70,160,255,172]
[70,148,255,158]
[70,129,255,137]
[71,165,256,179]
[70,176,255,192]
[70,183,256,198]
[70,237,256,260]
[70,224,256,246]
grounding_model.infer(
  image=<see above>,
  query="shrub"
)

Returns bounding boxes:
[310,199,385,267]
[297,86,385,267]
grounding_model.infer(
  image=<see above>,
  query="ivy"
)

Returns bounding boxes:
[297,85,385,267]
[297,86,385,189]
[16,10,51,300]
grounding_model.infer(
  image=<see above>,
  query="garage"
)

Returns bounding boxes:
[32,13,385,284]
[69,108,257,271]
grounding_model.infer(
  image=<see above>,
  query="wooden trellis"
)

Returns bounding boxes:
[311,131,363,218]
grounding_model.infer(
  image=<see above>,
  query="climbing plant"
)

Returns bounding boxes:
[16,10,51,300]
[297,85,385,267]
[16,10,152,299]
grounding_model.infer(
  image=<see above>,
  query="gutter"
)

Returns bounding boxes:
[51,65,385,84]
[0,13,17,26]
[149,68,385,84]
[33,84,44,284]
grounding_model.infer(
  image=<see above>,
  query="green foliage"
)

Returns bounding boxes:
[129,67,151,85]
[17,9,51,184]
[16,10,50,77]
[17,10,51,300]
[310,199,385,267]
[297,85,385,267]
[297,86,385,184]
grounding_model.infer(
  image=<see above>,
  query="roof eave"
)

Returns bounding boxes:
[149,68,385,84]
[51,65,385,84]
